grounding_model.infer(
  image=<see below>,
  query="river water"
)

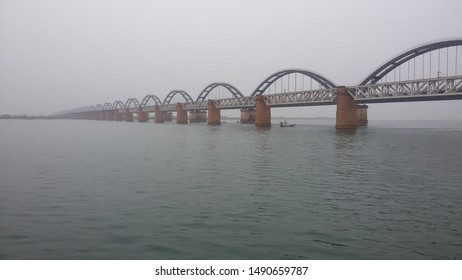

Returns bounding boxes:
[0,118,461,259]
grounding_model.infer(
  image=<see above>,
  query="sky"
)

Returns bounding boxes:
[1,0,462,119]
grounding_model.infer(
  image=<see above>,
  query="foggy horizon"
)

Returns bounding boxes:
[1,0,462,120]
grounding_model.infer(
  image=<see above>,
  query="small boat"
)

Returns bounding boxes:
[280,120,295,127]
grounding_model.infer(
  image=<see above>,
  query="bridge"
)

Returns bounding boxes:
[56,39,462,129]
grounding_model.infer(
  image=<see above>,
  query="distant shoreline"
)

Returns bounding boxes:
[0,115,54,120]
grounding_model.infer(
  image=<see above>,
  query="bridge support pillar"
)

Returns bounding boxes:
[105,111,114,121]
[189,111,207,123]
[137,111,149,122]
[336,86,357,129]
[240,108,256,124]
[154,105,165,123]
[255,95,271,127]
[176,103,188,124]
[207,100,221,125]
[165,112,173,121]
[124,110,134,122]
[356,105,368,126]
[114,111,123,121]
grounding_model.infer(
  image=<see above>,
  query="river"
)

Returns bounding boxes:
[0,119,461,259]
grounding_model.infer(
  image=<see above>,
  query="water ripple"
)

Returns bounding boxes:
[0,120,461,259]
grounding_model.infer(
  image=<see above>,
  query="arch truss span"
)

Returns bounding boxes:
[141,95,162,106]
[349,76,462,103]
[141,94,162,112]
[102,102,114,111]
[361,38,462,85]
[125,98,141,113]
[163,90,194,104]
[113,100,125,110]
[196,83,244,101]
[251,69,337,96]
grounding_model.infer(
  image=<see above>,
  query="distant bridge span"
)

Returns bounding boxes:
[55,38,462,128]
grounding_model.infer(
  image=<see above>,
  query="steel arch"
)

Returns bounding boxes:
[95,104,103,111]
[251,69,336,96]
[89,105,97,112]
[113,101,125,109]
[125,98,140,108]
[102,102,113,110]
[163,90,194,104]
[196,83,244,101]
[360,38,462,85]
[141,95,162,106]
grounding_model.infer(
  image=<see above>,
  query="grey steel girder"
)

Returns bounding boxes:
[349,76,462,103]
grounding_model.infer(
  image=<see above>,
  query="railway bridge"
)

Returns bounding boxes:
[56,39,462,129]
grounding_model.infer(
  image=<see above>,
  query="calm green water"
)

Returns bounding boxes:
[0,119,461,259]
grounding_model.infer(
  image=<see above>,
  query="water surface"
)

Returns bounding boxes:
[1,119,461,259]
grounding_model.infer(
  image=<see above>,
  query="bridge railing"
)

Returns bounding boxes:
[348,76,462,103]
[213,96,256,109]
[263,89,337,107]
[183,101,208,110]
[58,76,462,118]
[128,107,140,113]
[159,104,177,111]
[142,106,156,112]
[154,91,337,111]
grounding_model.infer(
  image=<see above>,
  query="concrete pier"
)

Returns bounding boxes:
[124,110,134,122]
[165,112,173,121]
[114,111,123,121]
[335,86,357,129]
[207,100,221,125]
[255,95,271,127]
[105,111,114,121]
[189,111,207,123]
[356,105,368,126]
[240,109,256,124]
[176,103,188,124]
[137,111,149,122]
[154,105,165,123]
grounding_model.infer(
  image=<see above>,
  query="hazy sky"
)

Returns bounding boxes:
[1,0,461,119]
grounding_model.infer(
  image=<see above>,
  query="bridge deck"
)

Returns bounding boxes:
[58,76,462,116]
[348,76,462,103]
